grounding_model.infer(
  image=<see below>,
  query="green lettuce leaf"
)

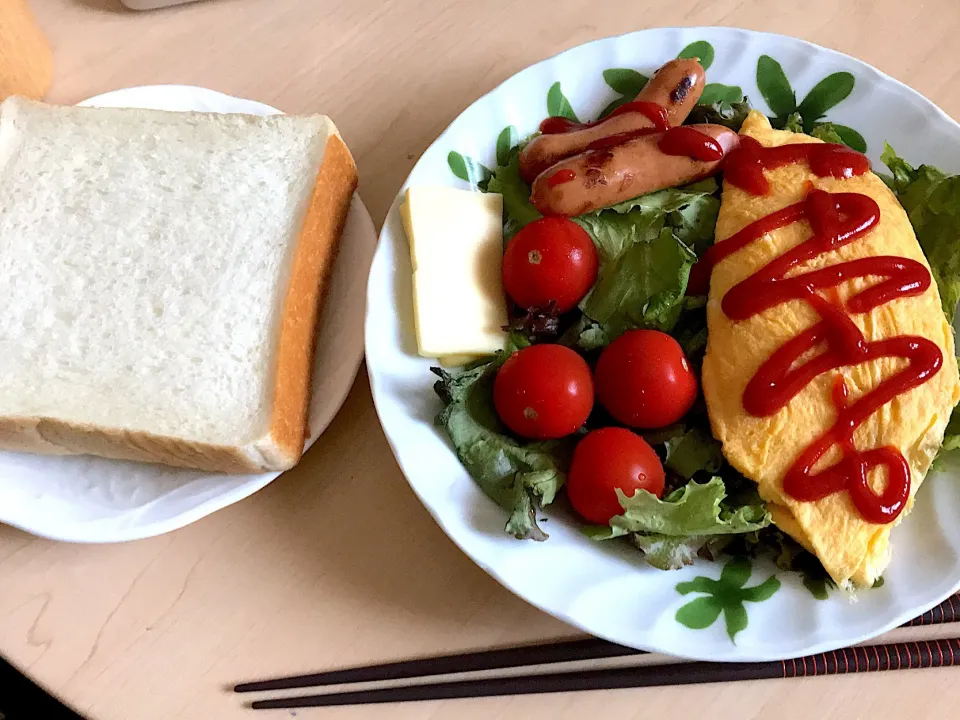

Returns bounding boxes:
[880,141,921,192]
[934,404,960,470]
[602,178,719,216]
[880,144,960,467]
[670,194,721,256]
[608,180,720,257]
[664,427,724,480]
[783,112,804,133]
[684,98,752,132]
[433,337,572,541]
[574,205,664,262]
[486,152,541,241]
[575,322,610,351]
[571,181,719,342]
[810,123,843,143]
[942,406,960,456]
[671,297,708,367]
[631,534,712,570]
[881,144,960,322]
[585,179,720,256]
[578,227,696,337]
[590,477,771,540]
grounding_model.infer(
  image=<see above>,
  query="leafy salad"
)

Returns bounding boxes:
[432,61,960,599]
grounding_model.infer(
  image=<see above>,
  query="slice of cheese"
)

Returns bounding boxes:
[400,187,507,358]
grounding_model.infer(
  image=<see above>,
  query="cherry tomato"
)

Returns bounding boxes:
[567,427,665,524]
[494,344,594,439]
[502,217,599,313]
[595,329,698,429]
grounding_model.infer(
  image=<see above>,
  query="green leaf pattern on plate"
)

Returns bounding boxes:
[447,151,492,187]
[797,72,855,127]
[756,55,797,118]
[831,125,866,153]
[678,40,715,70]
[675,595,722,629]
[676,558,781,643]
[547,82,579,122]
[815,122,867,153]
[496,126,519,167]
[603,68,649,96]
[699,83,743,105]
[599,68,649,118]
[756,54,862,150]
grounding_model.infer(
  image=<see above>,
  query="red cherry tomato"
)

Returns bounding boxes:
[494,344,594,439]
[595,329,698,429]
[502,217,599,313]
[567,427,665,524]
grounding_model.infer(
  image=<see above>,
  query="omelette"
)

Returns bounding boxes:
[702,111,960,589]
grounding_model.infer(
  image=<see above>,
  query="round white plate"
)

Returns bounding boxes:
[366,28,960,661]
[0,85,376,543]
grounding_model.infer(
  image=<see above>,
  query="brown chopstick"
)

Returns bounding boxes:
[248,638,960,709]
[234,637,637,693]
[235,593,960,709]
[904,593,960,625]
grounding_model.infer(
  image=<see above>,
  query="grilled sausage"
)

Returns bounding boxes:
[530,124,740,217]
[518,58,706,183]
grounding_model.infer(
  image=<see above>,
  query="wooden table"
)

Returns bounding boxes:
[4,0,960,717]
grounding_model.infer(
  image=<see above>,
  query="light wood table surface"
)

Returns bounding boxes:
[4,0,960,717]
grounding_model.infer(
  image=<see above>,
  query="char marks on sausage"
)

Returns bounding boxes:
[584,168,607,189]
[670,76,693,104]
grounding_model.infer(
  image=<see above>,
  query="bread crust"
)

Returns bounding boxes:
[0,132,358,474]
[0,417,265,473]
[261,133,358,468]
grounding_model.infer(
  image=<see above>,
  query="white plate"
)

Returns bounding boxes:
[0,85,375,543]
[366,28,960,661]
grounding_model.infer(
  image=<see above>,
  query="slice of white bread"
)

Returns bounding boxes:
[0,97,358,473]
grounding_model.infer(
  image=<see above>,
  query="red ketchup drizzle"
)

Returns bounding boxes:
[658,126,724,162]
[539,100,669,135]
[546,169,577,187]
[692,139,942,524]
[832,374,849,408]
[724,136,871,195]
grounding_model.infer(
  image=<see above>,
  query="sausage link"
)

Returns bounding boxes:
[518,59,706,183]
[641,57,709,118]
[529,124,740,218]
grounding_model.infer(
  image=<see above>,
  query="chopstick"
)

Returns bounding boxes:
[235,593,960,709]
[246,638,960,708]
[234,637,637,692]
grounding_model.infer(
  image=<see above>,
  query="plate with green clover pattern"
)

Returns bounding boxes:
[365,27,960,661]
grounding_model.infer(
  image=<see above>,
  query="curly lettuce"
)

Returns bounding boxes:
[585,477,771,570]
[881,144,960,463]
[433,336,573,541]
[572,181,719,343]
[882,143,960,322]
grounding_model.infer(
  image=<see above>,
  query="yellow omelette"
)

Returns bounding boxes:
[702,112,960,589]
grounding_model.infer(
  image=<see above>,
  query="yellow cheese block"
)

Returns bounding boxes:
[400,187,507,358]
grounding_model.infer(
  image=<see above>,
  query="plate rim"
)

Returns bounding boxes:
[365,26,960,661]
[0,84,373,544]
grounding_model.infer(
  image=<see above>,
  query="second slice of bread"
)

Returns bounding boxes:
[0,97,358,473]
